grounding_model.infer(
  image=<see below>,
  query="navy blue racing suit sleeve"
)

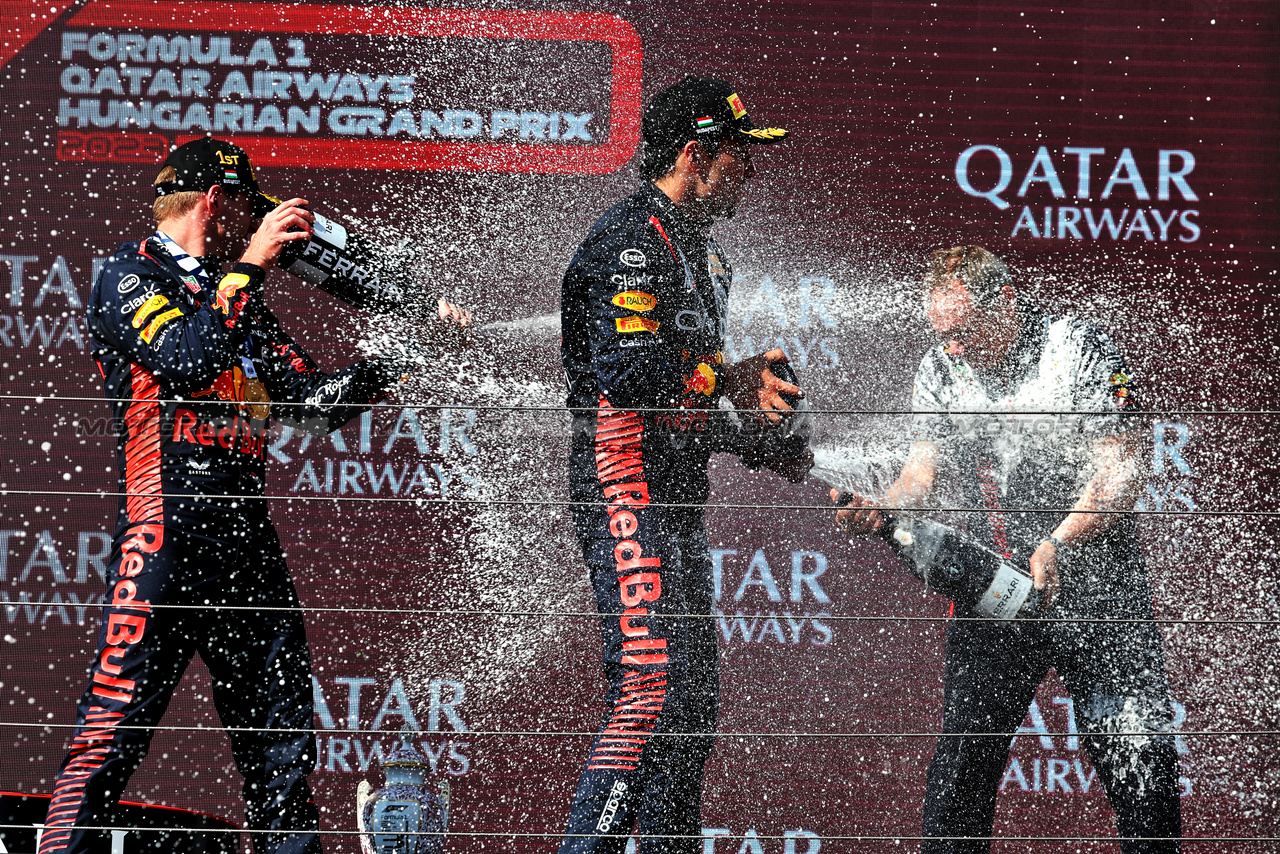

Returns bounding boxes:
[87,246,261,395]
[574,222,723,412]
[254,306,401,434]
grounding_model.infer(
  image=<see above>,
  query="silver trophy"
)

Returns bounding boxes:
[356,732,451,854]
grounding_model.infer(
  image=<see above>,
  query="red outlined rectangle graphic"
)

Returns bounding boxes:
[64,1,643,174]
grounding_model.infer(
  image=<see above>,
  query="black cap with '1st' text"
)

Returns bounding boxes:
[154,138,278,217]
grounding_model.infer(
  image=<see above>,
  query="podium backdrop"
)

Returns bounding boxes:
[1,1,1277,851]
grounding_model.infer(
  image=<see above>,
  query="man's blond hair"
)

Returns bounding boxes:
[924,246,1012,307]
[152,166,203,222]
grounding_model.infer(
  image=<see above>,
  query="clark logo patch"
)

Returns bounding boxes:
[611,290,657,312]
[616,315,659,334]
[619,248,646,268]
[214,273,252,315]
[726,92,747,119]
[139,307,182,344]
[130,294,170,328]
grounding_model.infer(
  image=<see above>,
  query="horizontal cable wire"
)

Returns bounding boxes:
[0,488,1255,516]
[0,720,1269,739]
[0,600,1269,625]
[0,394,1265,844]
[0,824,1268,843]
[0,392,1272,417]
[2,395,1264,847]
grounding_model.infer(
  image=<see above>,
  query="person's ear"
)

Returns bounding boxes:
[680,139,708,174]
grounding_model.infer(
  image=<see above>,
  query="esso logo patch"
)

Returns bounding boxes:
[117,274,142,294]
[619,248,646,268]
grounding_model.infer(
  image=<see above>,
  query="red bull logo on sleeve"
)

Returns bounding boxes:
[214,272,251,318]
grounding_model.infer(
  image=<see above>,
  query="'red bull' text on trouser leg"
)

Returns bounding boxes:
[559,503,719,854]
[39,517,321,854]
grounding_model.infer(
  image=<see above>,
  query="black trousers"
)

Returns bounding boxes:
[41,514,321,854]
[558,503,719,854]
[921,617,1182,853]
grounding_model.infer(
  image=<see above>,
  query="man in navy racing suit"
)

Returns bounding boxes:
[837,246,1181,853]
[559,76,811,854]
[40,138,466,854]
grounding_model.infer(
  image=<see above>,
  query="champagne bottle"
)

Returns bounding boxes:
[838,494,1044,619]
[266,196,410,312]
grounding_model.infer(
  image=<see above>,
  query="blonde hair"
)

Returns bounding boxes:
[152,166,204,223]
[924,246,1012,307]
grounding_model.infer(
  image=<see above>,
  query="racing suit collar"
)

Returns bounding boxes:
[641,182,713,242]
[143,233,196,284]
[194,255,227,295]
[153,231,222,301]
